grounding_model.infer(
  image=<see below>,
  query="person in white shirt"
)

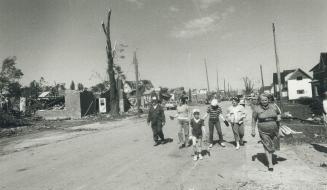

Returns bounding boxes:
[323,91,327,128]
[170,96,190,149]
[226,97,247,150]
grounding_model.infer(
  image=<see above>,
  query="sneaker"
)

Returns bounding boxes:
[209,144,213,148]
[235,145,240,150]
[199,154,203,160]
[154,141,161,146]
[220,142,226,147]
[193,155,198,161]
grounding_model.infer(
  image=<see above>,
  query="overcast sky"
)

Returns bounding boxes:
[0,0,326,90]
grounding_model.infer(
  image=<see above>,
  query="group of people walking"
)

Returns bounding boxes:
[147,93,284,171]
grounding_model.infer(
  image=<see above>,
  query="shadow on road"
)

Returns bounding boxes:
[201,149,211,157]
[252,153,287,167]
[161,138,173,145]
[311,144,327,153]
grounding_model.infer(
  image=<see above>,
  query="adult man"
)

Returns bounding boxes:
[147,96,166,146]
[323,91,327,128]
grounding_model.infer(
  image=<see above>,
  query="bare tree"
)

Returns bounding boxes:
[102,9,119,116]
[243,77,254,95]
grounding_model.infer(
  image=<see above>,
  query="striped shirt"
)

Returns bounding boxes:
[207,106,222,120]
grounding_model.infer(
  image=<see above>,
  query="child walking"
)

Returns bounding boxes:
[226,97,247,150]
[190,109,206,161]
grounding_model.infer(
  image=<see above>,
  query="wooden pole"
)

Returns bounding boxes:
[228,82,230,96]
[216,70,219,93]
[272,23,283,112]
[224,78,226,97]
[133,51,141,113]
[260,64,265,92]
[204,59,210,93]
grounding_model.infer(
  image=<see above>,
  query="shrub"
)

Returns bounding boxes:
[309,98,324,115]
[297,97,314,105]
[0,112,28,128]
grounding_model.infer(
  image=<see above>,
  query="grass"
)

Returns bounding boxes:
[281,120,327,144]
[249,101,327,144]
[282,102,313,119]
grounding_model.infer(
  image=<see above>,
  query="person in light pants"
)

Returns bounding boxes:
[323,91,327,128]
[226,97,247,150]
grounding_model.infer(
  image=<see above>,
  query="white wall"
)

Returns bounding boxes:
[287,79,312,100]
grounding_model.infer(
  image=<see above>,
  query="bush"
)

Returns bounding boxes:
[0,112,28,128]
[297,97,314,105]
[309,98,324,115]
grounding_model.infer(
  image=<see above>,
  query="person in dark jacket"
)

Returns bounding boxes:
[147,96,166,146]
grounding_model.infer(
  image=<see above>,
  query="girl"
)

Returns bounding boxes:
[226,97,247,150]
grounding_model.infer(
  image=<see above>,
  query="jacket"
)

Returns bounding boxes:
[147,104,166,124]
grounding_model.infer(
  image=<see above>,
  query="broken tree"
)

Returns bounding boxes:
[102,9,119,116]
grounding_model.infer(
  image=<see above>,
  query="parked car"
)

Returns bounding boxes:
[165,101,177,110]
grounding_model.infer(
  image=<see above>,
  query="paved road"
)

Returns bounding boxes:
[0,102,326,190]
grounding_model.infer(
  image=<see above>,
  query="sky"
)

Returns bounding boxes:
[0,0,326,90]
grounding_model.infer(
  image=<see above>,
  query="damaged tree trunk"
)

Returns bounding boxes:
[102,9,119,116]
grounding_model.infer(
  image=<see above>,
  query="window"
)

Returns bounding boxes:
[297,90,304,94]
[296,76,303,80]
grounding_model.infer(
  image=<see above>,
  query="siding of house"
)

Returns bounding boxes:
[287,79,312,100]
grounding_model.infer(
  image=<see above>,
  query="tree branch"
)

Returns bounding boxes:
[101,21,107,35]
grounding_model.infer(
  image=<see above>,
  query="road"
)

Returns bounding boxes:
[0,102,326,190]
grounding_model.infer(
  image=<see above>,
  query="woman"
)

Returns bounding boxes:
[171,97,190,149]
[203,99,226,148]
[226,97,246,150]
[252,94,281,171]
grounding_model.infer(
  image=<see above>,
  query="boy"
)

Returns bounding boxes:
[190,109,206,161]
[147,96,166,146]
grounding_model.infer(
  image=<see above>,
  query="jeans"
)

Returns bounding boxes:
[231,123,244,142]
[208,119,223,144]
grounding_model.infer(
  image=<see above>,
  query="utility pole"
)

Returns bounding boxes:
[216,70,219,92]
[260,64,265,92]
[204,59,210,93]
[272,23,283,112]
[224,78,226,97]
[228,82,230,96]
[133,51,141,113]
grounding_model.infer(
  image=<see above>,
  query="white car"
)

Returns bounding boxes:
[165,101,177,110]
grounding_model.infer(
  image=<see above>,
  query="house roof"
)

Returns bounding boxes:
[273,69,295,84]
[39,91,50,98]
[310,52,327,72]
[286,68,312,80]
